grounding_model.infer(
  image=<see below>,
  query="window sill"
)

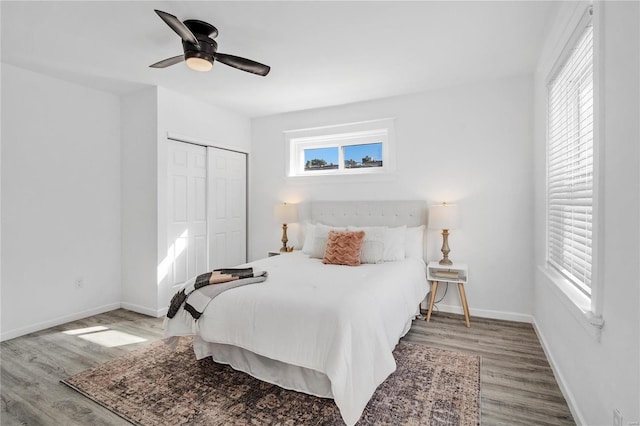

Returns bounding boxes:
[285,171,399,185]
[537,265,604,341]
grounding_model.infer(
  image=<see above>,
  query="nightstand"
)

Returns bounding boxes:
[268,250,296,257]
[425,261,471,327]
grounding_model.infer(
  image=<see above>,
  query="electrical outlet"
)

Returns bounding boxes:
[75,278,84,288]
[613,409,623,426]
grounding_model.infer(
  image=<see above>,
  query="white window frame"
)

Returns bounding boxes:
[542,4,604,335]
[285,118,396,178]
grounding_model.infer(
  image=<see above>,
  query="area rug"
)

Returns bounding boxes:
[62,337,480,425]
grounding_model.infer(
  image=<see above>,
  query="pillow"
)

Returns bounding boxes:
[322,231,365,266]
[383,225,407,261]
[301,222,316,255]
[310,224,347,258]
[347,226,385,264]
[405,225,425,259]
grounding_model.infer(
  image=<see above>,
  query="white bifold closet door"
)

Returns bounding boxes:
[167,140,208,287]
[167,140,246,290]
[207,146,247,270]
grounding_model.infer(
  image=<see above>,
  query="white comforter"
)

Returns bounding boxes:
[164,252,428,425]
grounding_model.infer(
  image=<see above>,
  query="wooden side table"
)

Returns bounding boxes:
[268,250,297,257]
[426,261,471,327]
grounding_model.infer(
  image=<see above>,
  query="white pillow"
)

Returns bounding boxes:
[347,226,386,264]
[301,222,316,255]
[310,224,347,258]
[383,225,406,262]
[405,225,425,259]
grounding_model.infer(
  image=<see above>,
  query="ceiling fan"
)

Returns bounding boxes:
[150,10,270,76]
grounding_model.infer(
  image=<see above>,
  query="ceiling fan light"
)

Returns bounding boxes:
[186,56,213,72]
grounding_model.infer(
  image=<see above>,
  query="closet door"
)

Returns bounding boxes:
[167,140,208,287]
[208,147,247,269]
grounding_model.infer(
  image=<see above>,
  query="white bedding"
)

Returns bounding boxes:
[164,251,428,425]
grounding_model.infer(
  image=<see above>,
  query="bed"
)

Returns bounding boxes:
[164,201,429,425]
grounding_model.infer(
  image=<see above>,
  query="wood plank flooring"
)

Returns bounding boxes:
[405,312,575,425]
[1,309,574,425]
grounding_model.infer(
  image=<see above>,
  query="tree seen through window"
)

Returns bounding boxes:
[304,143,382,171]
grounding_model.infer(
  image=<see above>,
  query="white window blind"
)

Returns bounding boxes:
[547,20,594,295]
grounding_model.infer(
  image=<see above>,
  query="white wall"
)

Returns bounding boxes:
[120,87,252,316]
[532,2,640,425]
[157,87,251,153]
[1,64,122,340]
[120,86,159,316]
[251,75,534,321]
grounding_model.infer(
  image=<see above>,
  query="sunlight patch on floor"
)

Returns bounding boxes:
[62,326,147,347]
[77,330,147,347]
[63,325,109,335]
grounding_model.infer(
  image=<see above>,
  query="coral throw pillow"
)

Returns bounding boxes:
[322,230,365,266]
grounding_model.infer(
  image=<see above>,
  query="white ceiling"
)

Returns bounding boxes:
[1,1,557,117]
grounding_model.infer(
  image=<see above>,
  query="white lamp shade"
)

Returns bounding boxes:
[429,203,460,230]
[274,203,298,224]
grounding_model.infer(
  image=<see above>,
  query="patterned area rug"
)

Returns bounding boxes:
[62,337,480,425]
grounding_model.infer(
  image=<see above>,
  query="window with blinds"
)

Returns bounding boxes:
[547,19,594,296]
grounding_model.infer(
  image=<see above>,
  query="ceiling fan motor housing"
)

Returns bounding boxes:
[183,35,217,63]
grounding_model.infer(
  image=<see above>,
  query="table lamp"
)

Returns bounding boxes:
[274,203,298,252]
[429,202,460,265]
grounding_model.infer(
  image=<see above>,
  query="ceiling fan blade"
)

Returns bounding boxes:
[155,9,199,47]
[213,53,271,76]
[149,55,185,68]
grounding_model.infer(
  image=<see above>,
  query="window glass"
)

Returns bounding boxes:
[343,143,383,169]
[304,147,339,171]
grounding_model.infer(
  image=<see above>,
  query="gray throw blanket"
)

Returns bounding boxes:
[167,267,268,321]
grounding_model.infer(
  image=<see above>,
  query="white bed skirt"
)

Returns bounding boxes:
[192,316,415,404]
[194,336,334,398]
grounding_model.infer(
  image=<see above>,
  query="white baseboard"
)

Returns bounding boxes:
[532,318,585,426]
[120,302,165,318]
[0,302,121,342]
[1,302,167,341]
[435,303,533,323]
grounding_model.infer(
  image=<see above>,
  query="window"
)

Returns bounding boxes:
[286,119,394,177]
[546,13,594,296]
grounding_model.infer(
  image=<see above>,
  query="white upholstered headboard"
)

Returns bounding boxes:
[306,200,428,261]
[309,200,426,227]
